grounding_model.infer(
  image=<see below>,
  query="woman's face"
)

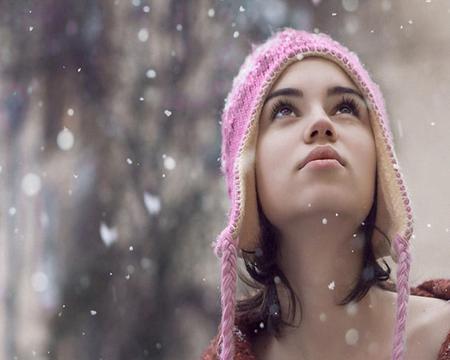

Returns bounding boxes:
[255,56,376,230]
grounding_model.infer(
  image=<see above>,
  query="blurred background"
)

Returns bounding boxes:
[0,0,449,359]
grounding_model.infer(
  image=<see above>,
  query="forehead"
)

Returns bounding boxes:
[269,56,357,93]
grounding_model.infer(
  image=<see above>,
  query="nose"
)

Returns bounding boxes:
[304,117,337,143]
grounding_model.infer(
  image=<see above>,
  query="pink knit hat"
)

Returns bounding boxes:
[212,27,414,360]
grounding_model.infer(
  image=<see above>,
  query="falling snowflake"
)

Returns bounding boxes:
[163,156,176,170]
[207,8,215,17]
[100,222,118,247]
[21,173,41,196]
[143,191,161,215]
[164,109,172,117]
[57,127,75,151]
[138,28,149,42]
[322,218,328,224]
[345,328,359,345]
[346,302,358,316]
[146,69,156,78]
[90,310,97,316]
[328,281,335,290]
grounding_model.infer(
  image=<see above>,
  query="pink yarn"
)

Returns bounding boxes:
[214,226,238,360]
[392,234,412,360]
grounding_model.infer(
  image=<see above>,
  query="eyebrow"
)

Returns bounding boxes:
[263,86,367,107]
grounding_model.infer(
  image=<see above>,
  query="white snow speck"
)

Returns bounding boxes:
[319,312,327,322]
[29,26,34,32]
[143,5,150,13]
[259,322,264,329]
[233,31,239,38]
[146,69,156,78]
[345,328,359,345]
[31,272,49,292]
[239,6,245,12]
[328,281,335,290]
[408,19,413,24]
[141,257,153,270]
[129,246,134,251]
[132,0,141,6]
[307,202,311,207]
[207,8,215,17]
[335,212,339,217]
[427,223,431,228]
[430,122,435,126]
[67,108,74,116]
[143,191,161,215]
[125,274,131,280]
[342,0,359,12]
[322,218,328,224]
[176,24,183,31]
[57,127,75,151]
[100,222,118,247]
[346,301,358,316]
[274,276,281,284]
[126,158,133,165]
[8,207,16,216]
[90,310,97,315]
[21,173,41,196]
[138,28,149,42]
[331,12,337,16]
[77,67,82,72]
[164,110,172,117]
[163,156,176,170]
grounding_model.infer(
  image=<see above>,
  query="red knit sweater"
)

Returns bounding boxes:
[201,279,450,360]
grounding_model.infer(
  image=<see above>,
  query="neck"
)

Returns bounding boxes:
[266,209,396,358]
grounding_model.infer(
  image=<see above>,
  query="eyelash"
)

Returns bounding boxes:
[269,96,361,120]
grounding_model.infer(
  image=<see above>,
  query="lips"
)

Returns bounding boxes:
[298,145,345,170]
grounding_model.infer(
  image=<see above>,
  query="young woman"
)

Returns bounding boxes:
[202,28,450,360]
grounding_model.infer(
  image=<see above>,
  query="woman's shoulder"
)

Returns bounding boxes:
[408,278,450,360]
[200,321,257,360]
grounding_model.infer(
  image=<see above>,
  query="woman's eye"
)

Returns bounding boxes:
[270,100,297,120]
[336,104,353,114]
[335,97,361,117]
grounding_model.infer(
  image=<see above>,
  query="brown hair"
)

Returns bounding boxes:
[235,177,397,338]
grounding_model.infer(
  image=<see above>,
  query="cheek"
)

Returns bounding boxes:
[350,130,377,185]
[255,137,292,207]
